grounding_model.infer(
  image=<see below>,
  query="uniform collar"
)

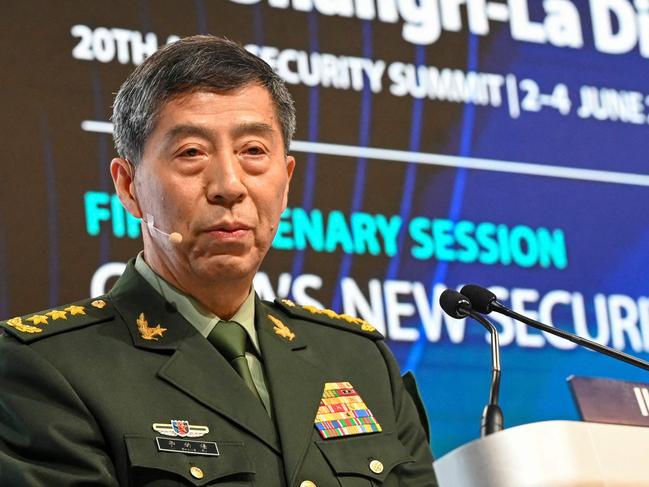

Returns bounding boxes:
[134,252,260,354]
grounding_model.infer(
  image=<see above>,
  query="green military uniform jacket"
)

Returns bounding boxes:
[0,262,436,486]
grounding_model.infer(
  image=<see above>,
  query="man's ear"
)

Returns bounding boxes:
[110,158,142,218]
[282,155,296,210]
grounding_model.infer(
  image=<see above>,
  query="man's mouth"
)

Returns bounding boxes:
[204,222,252,240]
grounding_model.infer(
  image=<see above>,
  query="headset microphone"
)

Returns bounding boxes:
[125,161,183,245]
[143,213,183,244]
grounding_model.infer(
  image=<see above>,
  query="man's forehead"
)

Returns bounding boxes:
[160,84,272,113]
[150,86,280,139]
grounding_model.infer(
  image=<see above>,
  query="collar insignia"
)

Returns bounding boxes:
[268,314,295,341]
[136,313,167,341]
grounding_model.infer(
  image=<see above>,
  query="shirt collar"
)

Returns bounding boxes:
[134,252,260,353]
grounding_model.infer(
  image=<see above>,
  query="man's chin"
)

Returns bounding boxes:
[191,254,260,283]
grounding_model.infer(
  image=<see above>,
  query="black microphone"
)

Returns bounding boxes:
[439,289,472,318]
[440,289,504,436]
[461,284,649,372]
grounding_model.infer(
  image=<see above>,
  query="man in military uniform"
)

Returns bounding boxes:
[0,36,436,486]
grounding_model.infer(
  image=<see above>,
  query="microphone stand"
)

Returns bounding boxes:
[491,301,649,372]
[469,311,504,436]
[439,289,505,436]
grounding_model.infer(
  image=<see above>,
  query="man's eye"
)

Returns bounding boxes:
[180,148,201,157]
[244,146,265,156]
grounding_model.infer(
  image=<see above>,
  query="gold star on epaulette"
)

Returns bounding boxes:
[46,310,68,320]
[268,314,295,341]
[300,304,377,333]
[26,315,48,325]
[321,308,339,319]
[339,314,376,332]
[303,305,339,318]
[65,305,85,316]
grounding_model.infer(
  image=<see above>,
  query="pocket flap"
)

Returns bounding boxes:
[316,432,414,482]
[125,435,255,485]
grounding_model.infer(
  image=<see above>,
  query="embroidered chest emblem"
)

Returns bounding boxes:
[152,420,209,438]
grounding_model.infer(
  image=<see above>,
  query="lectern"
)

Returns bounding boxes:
[433,420,649,487]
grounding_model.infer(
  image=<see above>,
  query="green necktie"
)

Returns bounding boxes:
[208,321,263,403]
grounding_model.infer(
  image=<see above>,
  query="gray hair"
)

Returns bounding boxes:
[112,35,296,163]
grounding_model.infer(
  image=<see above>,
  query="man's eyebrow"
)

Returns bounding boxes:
[231,122,276,139]
[162,124,214,147]
[161,122,277,148]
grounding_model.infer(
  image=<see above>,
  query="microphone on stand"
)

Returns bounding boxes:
[440,289,504,436]
[460,284,649,372]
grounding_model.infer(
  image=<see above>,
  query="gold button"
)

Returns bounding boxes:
[300,481,317,487]
[369,459,384,474]
[190,466,204,479]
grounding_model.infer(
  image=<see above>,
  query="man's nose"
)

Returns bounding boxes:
[206,154,247,205]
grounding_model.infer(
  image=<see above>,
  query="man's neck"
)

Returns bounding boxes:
[142,251,251,320]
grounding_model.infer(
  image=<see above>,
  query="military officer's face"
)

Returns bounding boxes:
[123,84,295,283]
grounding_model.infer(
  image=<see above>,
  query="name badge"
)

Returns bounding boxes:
[156,437,220,456]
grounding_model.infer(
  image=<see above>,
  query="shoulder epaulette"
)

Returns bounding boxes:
[0,296,114,344]
[272,298,383,340]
